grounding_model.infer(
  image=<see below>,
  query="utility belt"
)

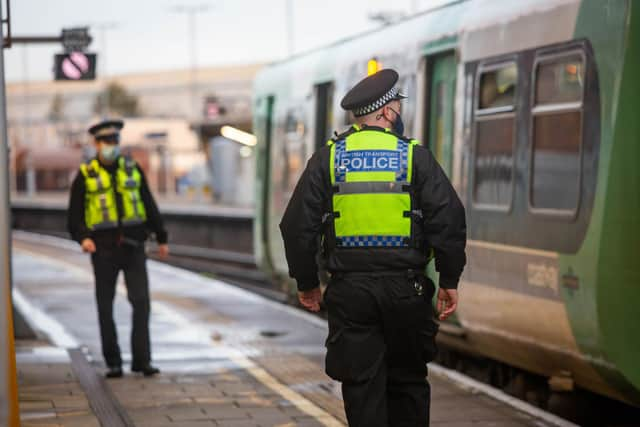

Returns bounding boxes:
[331,268,425,280]
[118,235,143,248]
[331,268,431,296]
[93,231,145,249]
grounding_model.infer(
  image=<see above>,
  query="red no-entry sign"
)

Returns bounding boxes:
[54,51,97,81]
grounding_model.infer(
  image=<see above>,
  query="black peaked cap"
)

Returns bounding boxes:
[340,69,405,116]
[88,119,124,136]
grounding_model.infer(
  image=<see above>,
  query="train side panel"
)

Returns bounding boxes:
[581,0,640,401]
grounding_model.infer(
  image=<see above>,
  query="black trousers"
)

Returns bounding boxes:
[324,272,438,427]
[91,244,151,368]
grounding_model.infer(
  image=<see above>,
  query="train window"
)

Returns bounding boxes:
[314,81,335,150]
[535,55,584,105]
[530,52,585,213]
[285,110,305,136]
[472,61,517,208]
[398,74,416,134]
[474,117,515,206]
[282,108,307,192]
[478,63,517,110]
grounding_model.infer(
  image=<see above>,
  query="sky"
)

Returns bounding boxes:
[3,0,452,83]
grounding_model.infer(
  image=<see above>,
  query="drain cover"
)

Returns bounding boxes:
[260,330,287,338]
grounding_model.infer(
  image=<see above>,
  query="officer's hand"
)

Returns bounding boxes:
[437,288,458,321]
[81,238,96,254]
[158,244,169,259]
[298,287,322,312]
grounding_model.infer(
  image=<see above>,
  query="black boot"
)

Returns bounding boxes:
[131,364,160,377]
[105,366,123,378]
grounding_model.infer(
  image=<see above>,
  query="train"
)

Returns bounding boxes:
[252,0,640,407]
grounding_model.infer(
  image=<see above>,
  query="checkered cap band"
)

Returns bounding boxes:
[94,126,120,137]
[352,87,400,117]
[338,235,409,247]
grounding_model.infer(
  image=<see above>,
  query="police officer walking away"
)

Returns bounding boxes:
[67,119,169,378]
[280,69,466,426]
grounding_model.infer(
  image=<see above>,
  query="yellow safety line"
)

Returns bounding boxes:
[227,352,345,426]
[4,277,19,427]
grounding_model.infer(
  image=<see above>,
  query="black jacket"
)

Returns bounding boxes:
[67,157,168,247]
[279,127,466,291]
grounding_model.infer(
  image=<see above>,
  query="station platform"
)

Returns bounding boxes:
[12,232,576,427]
[10,192,254,218]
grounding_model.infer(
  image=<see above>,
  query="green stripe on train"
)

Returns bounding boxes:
[565,0,640,403]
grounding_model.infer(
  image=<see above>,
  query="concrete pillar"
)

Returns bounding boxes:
[0,0,21,424]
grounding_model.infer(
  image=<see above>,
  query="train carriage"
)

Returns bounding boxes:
[252,0,640,406]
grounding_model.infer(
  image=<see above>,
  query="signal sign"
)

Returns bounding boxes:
[61,27,92,52]
[54,52,96,81]
[203,96,226,120]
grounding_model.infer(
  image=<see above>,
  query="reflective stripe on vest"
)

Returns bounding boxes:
[329,127,419,248]
[80,159,119,230]
[80,157,147,231]
[116,157,147,226]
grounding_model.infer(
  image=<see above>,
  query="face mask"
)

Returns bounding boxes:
[100,145,120,162]
[389,107,405,136]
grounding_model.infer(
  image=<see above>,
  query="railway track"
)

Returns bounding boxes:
[145,243,289,303]
[9,230,284,302]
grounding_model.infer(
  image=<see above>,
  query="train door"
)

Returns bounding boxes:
[314,81,335,150]
[255,95,275,272]
[425,51,464,330]
[427,52,456,176]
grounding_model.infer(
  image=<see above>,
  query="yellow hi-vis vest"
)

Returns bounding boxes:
[328,126,420,248]
[80,157,147,231]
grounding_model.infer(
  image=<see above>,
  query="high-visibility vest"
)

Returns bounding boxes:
[328,125,420,248]
[80,157,147,231]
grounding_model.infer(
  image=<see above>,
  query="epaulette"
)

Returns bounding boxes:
[80,159,100,178]
[326,125,359,146]
[383,127,414,144]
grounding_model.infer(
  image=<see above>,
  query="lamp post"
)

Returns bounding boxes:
[410,0,420,14]
[21,46,35,195]
[171,4,211,119]
[92,22,119,117]
[285,0,294,57]
[368,11,406,26]
[0,0,20,424]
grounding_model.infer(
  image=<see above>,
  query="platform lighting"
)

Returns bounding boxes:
[239,146,253,158]
[368,58,381,76]
[220,126,257,146]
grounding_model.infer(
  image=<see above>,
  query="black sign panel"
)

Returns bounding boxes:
[61,27,92,52]
[54,52,97,81]
[203,96,227,120]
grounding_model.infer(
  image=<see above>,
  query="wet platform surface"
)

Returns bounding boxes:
[12,232,572,427]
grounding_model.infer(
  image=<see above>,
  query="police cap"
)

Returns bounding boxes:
[340,69,406,117]
[88,119,124,138]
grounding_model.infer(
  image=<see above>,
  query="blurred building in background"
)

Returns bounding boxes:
[6,63,262,206]
[209,136,254,206]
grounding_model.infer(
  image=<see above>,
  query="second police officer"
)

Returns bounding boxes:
[280,69,466,426]
[67,119,169,379]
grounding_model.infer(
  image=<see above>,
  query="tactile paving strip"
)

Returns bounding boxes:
[67,348,135,427]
